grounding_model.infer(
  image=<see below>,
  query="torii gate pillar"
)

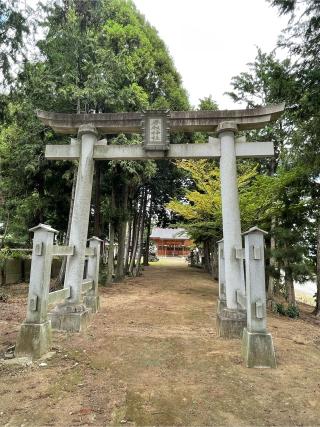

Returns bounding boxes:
[217,122,246,338]
[50,124,98,332]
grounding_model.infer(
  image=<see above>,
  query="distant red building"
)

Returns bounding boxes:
[150,228,193,257]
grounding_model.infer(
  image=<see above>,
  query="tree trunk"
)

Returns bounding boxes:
[313,221,320,316]
[115,183,128,282]
[284,258,296,306]
[106,186,116,284]
[124,213,132,275]
[286,271,296,306]
[143,194,152,266]
[203,240,211,273]
[94,161,102,238]
[135,187,148,276]
[129,192,143,275]
[266,153,278,301]
[267,217,276,301]
[127,205,134,271]
[123,220,130,274]
[0,265,5,286]
[56,165,77,286]
[211,239,219,280]
[0,211,10,250]
[129,199,138,264]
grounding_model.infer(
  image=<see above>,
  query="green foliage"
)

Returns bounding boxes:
[286,304,300,318]
[197,96,218,111]
[0,0,29,85]
[0,0,189,243]
[0,100,73,242]
[228,48,318,288]
[269,0,320,175]
[166,159,273,243]
[226,49,295,108]
[0,248,30,271]
[27,0,188,114]
[274,302,299,318]
[275,303,286,316]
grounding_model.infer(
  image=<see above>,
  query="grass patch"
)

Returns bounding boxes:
[48,369,84,399]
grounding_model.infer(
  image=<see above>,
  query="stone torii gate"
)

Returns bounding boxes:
[37,104,284,334]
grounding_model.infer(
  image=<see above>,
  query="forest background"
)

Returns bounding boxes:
[0,0,319,315]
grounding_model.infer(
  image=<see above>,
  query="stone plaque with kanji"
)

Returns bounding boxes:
[142,110,170,151]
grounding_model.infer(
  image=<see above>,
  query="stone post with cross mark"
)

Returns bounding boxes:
[242,227,276,368]
[217,239,226,314]
[15,224,57,358]
[83,237,102,313]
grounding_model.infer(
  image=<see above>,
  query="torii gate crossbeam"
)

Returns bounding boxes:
[45,138,274,160]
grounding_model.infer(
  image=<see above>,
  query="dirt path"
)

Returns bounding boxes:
[1,258,320,426]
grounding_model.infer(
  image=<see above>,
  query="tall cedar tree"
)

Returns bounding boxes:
[268,0,320,312]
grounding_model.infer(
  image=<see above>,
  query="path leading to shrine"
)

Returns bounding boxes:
[1,258,320,426]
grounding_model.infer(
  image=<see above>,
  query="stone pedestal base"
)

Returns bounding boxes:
[84,295,100,314]
[15,321,51,359]
[217,308,247,339]
[49,304,91,332]
[217,298,227,314]
[242,328,277,368]
[242,328,276,368]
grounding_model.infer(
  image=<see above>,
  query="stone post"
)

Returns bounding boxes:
[217,239,226,314]
[15,224,57,359]
[216,122,246,338]
[242,227,276,368]
[84,237,102,313]
[50,124,98,332]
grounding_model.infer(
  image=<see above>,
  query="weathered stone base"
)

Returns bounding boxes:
[242,328,277,368]
[217,298,227,314]
[15,320,51,359]
[217,308,247,339]
[84,295,100,314]
[49,304,91,332]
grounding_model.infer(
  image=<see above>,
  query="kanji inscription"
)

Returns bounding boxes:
[149,118,162,143]
[142,110,170,151]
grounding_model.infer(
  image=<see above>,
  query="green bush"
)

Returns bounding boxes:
[0,248,30,269]
[286,304,300,318]
[274,302,299,318]
[275,303,286,316]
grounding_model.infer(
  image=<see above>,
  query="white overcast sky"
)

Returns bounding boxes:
[133,0,289,109]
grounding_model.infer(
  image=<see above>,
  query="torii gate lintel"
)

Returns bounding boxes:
[37,103,284,134]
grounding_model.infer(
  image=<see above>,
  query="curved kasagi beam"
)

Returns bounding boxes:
[37,103,285,135]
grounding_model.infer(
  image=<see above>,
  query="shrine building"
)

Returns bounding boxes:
[150,228,193,257]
